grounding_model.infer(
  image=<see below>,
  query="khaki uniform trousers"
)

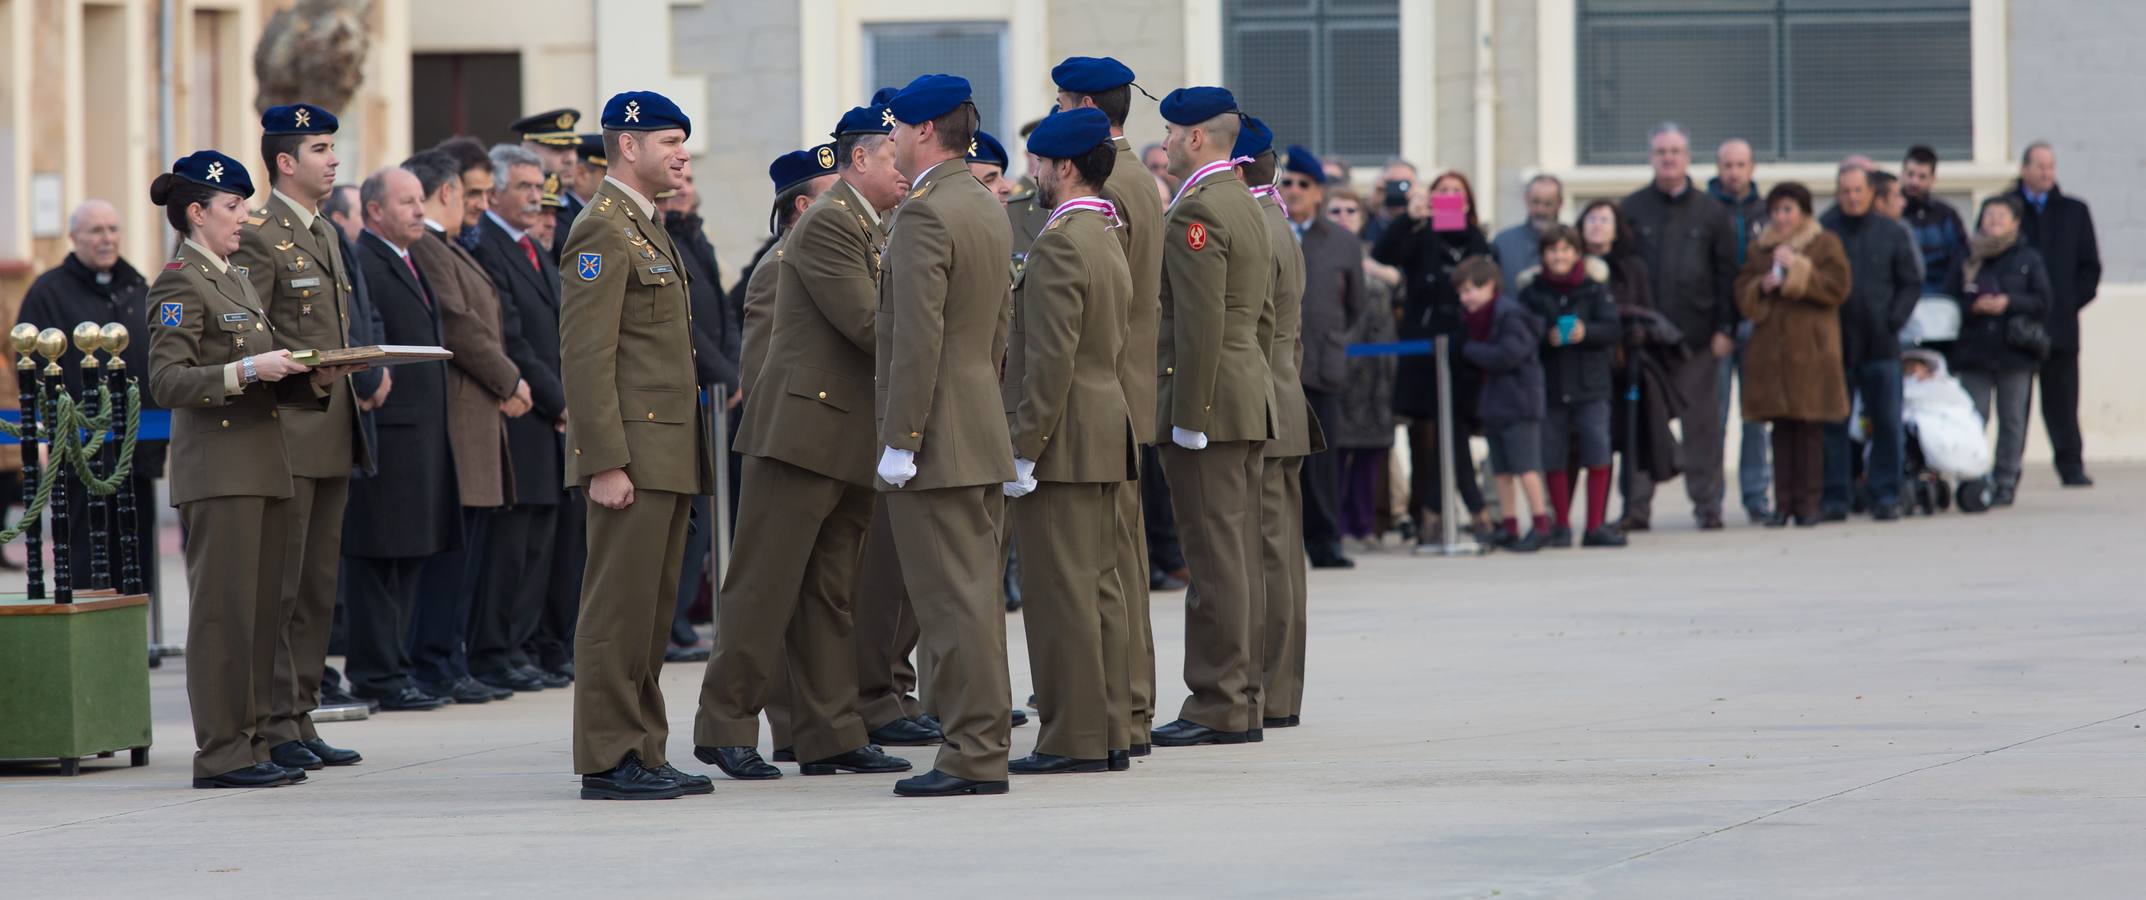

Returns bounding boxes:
[571,489,691,774]
[1116,477,1156,738]
[181,495,296,778]
[264,475,349,745]
[1015,481,1129,759]
[1259,457,1308,720]
[1159,440,1266,733]
[884,485,1010,781]
[693,455,873,763]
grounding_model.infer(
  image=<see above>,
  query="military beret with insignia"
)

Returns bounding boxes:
[261,103,338,136]
[832,99,897,139]
[770,145,835,193]
[162,149,254,199]
[513,108,581,146]
[1051,56,1136,94]
[1159,86,1238,126]
[1026,108,1111,161]
[1283,145,1326,185]
[1232,116,1274,161]
[601,91,691,138]
[888,74,972,125]
[966,131,1009,170]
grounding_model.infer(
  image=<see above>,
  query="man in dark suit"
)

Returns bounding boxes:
[466,142,580,685]
[341,167,461,711]
[1277,145,1362,571]
[2010,141,2102,487]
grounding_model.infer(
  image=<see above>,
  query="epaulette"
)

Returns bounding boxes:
[909,181,935,201]
[588,194,621,220]
[164,260,185,271]
[244,213,267,227]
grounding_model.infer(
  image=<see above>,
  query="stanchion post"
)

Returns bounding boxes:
[73,322,110,590]
[37,328,72,602]
[103,323,142,596]
[12,323,44,598]
[1430,335,1480,557]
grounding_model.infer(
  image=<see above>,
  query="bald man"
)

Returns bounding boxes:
[1706,137,1772,523]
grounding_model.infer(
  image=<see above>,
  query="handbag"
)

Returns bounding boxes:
[2005,314,2052,361]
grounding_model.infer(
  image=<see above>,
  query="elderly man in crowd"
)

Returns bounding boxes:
[1819,165,1921,521]
[2009,141,2101,488]
[1278,145,1363,570]
[1708,138,1771,523]
[1491,174,1564,293]
[1619,122,1738,531]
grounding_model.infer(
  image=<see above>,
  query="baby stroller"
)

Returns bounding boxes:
[1900,346,1993,515]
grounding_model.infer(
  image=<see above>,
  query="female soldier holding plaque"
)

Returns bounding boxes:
[145,150,359,789]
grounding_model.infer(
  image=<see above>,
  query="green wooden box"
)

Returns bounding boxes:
[0,593,153,774]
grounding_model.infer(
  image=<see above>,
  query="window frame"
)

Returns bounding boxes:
[1222,0,1404,161]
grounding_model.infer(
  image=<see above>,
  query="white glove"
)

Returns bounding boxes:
[1002,457,1038,498]
[1171,427,1210,450]
[877,446,917,487]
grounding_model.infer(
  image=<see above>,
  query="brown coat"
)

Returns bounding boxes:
[410,228,518,508]
[1736,219,1851,423]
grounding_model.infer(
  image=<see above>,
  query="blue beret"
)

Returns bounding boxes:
[832,100,896,138]
[1283,145,1326,184]
[1232,116,1274,160]
[261,103,337,136]
[1159,86,1237,126]
[1051,56,1135,94]
[510,109,579,144]
[601,91,691,138]
[168,150,254,198]
[888,74,972,125]
[966,131,1009,170]
[870,87,900,106]
[1025,108,1111,160]
[771,144,838,193]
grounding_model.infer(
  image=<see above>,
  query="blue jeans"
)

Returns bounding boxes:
[1823,358,1904,512]
[1717,324,1772,515]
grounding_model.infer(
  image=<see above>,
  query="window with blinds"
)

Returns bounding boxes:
[866,22,1009,142]
[1577,0,1972,164]
[1224,0,1401,161]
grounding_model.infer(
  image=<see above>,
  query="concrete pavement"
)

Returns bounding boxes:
[3,468,2142,898]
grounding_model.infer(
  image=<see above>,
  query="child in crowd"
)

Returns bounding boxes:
[1455,255,1551,552]
[1516,225,1625,548]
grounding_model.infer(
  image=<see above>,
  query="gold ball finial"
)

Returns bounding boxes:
[100,323,131,356]
[72,321,104,365]
[11,323,39,355]
[35,328,67,362]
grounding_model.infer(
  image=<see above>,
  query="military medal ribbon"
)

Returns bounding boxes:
[1167,158,1240,212]
[1044,196,1119,231]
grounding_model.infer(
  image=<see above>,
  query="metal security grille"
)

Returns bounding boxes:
[1224,0,1401,161]
[1577,0,1972,164]
[866,22,1008,140]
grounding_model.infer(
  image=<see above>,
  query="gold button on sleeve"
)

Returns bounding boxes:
[219,419,230,428]
[817,391,827,400]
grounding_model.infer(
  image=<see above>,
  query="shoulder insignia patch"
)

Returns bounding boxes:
[1186,222,1208,251]
[577,252,603,281]
[158,302,184,327]
[164,260,185,271]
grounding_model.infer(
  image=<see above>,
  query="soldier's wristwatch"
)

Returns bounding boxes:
[241,356,259,386]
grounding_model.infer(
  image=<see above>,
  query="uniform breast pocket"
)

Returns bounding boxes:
[785,367,856,413]
[635,265,679,322]
[620,385,689,425]
[217,314,258,356]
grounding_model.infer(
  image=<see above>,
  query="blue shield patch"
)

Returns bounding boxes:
[577,252,603,282]
[158,302,184,327]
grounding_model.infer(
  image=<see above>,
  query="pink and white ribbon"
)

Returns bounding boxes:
[1167,157,1241,211]
[1044,196,1120,231]
[1249,183,1278,201]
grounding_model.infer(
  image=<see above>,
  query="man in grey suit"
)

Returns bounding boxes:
[1276,146,1362,572]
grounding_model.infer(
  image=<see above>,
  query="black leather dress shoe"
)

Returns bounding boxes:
[1764,512,1793,528]
[1010,708,1029,728]
[771,746,796,762]
[916,713,943,732]
[1794,513,1823,528]
[1248,728,1264,743]
[581,752,685,801]
[1262,714,1300,728]
[2059,468,2093,488]
[1009,752,1106,774]
[426,677,497,704]
[362,686,446,711]
[270,740,324,771]
[652,762,714,795]
[1150,718,1249,747]
[868,717,942,746]
[1309,549,1356,569]
[893,769,1009,797]
[475,668,545,694]
[193,762,292,789]
[1872,505,1901,522]
[544,660,575,682]
[1129,743,1151,757]
[1108,749,1130,771]
[693,745,781,780]
[800,744,913,776]
[301,738,361,766]
[318,680,362,707]
[275,764,309,783]
[520,664,570,689]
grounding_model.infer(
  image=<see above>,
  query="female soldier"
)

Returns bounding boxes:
[146,150,357,788]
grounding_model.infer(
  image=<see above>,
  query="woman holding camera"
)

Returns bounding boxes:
[146,150,357,788]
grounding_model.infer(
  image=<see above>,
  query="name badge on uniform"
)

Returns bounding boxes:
[290,277,322,289]
[221,312,250,323]
[647,265,673,275]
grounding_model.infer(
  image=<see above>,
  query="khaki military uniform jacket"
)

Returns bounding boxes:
[1157,170,1275,442]
[1005,204,1136,484]
[1104,137,1163,447]
[737,230,790,400]
[736,180,884,488]
[148,242,325,505]
[1258,193,1318,458]
[232,190,370,477]
[410,227,519,507]
[558,178,715,495]
[874,160,1016,491]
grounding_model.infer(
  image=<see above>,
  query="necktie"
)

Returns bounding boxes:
[403,254,431,308]
[519,235,540,272]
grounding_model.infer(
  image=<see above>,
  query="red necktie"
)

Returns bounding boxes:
[519,235,540,272]
[403,254,431,308]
